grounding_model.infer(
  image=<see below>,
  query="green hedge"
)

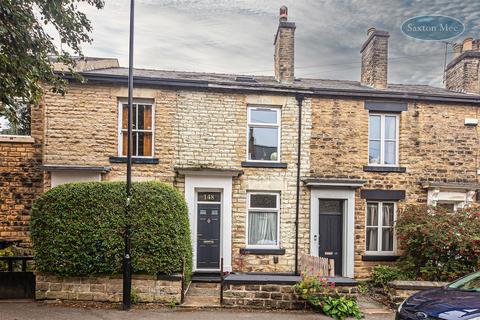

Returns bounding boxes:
[31,181,192,278]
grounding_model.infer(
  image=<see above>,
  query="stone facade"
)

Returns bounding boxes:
[223,283,357,309]
[35,273,182,303]
[310,98,480,277]
[2,7,480,282]
[360,28,389,88]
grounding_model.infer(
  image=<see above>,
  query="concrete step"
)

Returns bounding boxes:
[182,295,220,307]
[187,286,220,296]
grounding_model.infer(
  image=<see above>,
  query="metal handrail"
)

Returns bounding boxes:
[220,257,224,305]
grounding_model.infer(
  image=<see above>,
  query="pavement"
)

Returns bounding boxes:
[0,301,395,320]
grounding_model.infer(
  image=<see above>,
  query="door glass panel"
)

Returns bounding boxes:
[198,192,221,202]
[319,200,342,214]
[250,108,277,124]
[366,203,378,226]
[199,210,207,215]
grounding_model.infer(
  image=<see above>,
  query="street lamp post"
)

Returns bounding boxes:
[123,0,135,311]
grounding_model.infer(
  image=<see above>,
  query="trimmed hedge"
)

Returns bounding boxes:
[31,181,192,278]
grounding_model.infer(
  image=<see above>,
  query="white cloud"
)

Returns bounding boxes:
[66,0,480,87]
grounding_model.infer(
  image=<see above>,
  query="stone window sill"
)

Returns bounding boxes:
[361,255,400,262]
[363,165,406,173]
[109,156,159,164]
[0,135,35,144]
[239,248,286,255]
[241,161,287,169]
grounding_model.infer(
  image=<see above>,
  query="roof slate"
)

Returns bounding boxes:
[82,67,480,102]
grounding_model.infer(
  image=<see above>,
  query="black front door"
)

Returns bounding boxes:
[318,199,343,276]
[197,201,221,269]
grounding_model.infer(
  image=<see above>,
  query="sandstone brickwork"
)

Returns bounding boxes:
[309,97,480,277]
[360,28,389,88]
[222,283,357,309]
[35,273,182,303]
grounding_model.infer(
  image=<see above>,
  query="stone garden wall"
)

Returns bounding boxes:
[387,280,447,307]
[35,273,182,304]
[222,283,358,310]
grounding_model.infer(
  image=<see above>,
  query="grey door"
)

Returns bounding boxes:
[197,202,221,269]
[318,199,343,276]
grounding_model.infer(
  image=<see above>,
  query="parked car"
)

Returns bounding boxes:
[396,271,480,320]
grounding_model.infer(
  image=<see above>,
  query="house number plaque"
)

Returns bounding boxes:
[198,192,221,202]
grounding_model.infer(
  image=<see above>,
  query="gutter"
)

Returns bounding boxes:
[294,94,304,276]
[59,72,480,105]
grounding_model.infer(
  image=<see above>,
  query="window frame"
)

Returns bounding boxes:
[117,100,155,158]
[246,191,281,249]
[365,201,396,256]
[368,113,400,166]
[246,106,281,163]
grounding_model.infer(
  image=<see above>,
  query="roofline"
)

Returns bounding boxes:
[59,72,480,105]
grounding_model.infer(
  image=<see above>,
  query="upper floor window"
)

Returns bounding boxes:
[0,103,31,136]
[247,192,280,248]
[366,202,395,255]
[118,101,154,157]
[368,114,399,165]
[247,106,280,162]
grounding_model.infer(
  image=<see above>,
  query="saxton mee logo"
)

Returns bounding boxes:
[401,15,464,40]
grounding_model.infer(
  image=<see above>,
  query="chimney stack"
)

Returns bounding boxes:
[360,27,390,89]
[274,6,296,83]
[445,37,480,94]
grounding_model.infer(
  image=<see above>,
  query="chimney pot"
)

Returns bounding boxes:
[463,37,473,51]
[279,6,288,22]
[453,43,463,58]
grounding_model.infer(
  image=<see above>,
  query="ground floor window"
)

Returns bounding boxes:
[366,201,395,254]
[247,192,280,247]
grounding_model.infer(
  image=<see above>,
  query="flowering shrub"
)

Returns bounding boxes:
[396,205,480,281]
[293,272,362,319]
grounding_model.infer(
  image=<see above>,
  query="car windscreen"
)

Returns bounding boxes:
[448,272,480,292]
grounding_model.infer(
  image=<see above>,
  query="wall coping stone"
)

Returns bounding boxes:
[388,280,448,290]
[0,135,35,143]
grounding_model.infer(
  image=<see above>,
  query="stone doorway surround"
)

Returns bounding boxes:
[302,178,366,279]
[176,167,243,273]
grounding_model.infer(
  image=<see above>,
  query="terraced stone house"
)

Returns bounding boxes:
[2,7,480,279]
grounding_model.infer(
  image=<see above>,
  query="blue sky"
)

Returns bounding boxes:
[74,0,480,87]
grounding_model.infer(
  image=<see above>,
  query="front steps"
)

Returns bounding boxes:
[183,282,220,307]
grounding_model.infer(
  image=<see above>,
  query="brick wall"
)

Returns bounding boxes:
[0,104,43,251]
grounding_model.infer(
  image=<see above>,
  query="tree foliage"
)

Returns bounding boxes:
[0,0,104,127]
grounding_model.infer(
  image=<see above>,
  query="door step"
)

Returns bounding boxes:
[183,282,220,307]
[191,272,221,283]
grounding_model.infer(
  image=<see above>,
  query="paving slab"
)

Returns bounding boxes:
[0,301,395,320]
